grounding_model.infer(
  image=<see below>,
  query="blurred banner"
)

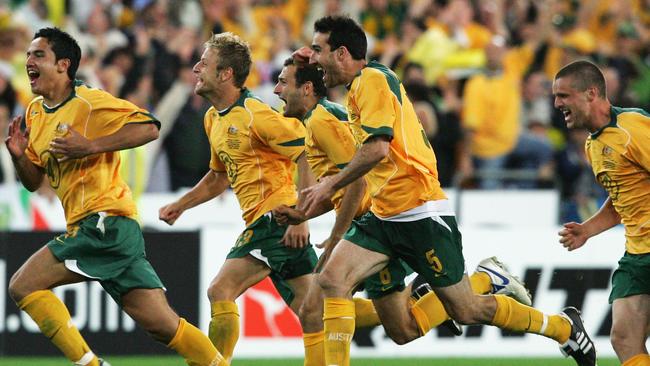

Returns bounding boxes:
[0,191,628,357]
[0,231,200,356]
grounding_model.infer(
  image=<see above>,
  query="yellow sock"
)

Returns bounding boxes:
[491,295,571,343]
[18,290,98,366]
[623,354,650,366]
[209,300,239,362]
[469,272,492,294]
[323,298,355,366]
[168,318,227,366]
[303,331,325,366]
[409,291,448,335]
[353,298,380,328]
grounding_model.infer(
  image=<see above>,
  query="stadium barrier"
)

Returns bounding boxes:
[0,187,628,356]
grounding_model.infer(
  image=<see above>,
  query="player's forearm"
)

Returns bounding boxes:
[12,155,44,192]
[331,136,389,191]
[89,123,159,154]
[330,178,365,239]
[296,153,316,190]
[583,198,621,238]
[176,170,229,210]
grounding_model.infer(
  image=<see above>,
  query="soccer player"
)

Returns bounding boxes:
[158,32,316,363]
[556,60,650,366]
[5,28,225,366]
[297,15,596,366]
[272,56,532,365]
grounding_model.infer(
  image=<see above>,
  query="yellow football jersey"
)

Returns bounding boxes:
[586,106,650,254]
[204,89,306,225]
[304,98,370,218]
[346,61,446,217]
[462,45,534,158]
[24,81,160,229]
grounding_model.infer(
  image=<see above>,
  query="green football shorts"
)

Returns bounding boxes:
[47,213,164,305]
[344,212,465,288]
[609,251,650,303]
[361,257,409,299]
[227,212,318,305]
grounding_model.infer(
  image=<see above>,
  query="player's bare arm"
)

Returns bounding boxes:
[5,115,44,191]
[159,170,230,225]
[49,122,159,162]
[315,176,366,271]
[280,152,313,249]
[302,135,389,217]
[559,197,621,251]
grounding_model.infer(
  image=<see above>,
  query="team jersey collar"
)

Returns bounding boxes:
[218,88,250,116]
[43,79,83,113]
[345,62,371,90]
[590,106,619,139]
[303,97,327,123]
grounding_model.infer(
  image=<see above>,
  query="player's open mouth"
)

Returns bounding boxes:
[27,69,40,85]
[562,109,572,121]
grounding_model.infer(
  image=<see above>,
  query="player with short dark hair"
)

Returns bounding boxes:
[556,60,650,366]
[6,27,225,366]
[298,15,596,366]
[273,56,532,365]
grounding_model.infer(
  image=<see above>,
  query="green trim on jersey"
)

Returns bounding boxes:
[278,137,305,147]
[218,88,259,116]
[318,98,348,121]
[367,61,402,104]
[43,89,76,114]
[592,106,650,139]
[362,125,394,138]
[336,162,348,169]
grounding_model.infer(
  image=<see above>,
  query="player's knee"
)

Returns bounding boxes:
[125,306,178,343]
[298,300,321,329]
[8,272,27,303]
[317,269,345,295]
[207,281,233,302]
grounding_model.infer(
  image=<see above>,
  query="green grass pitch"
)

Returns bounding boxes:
[0,357,620,366]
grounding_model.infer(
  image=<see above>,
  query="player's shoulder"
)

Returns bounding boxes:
[73,81,113,102]
[612,106,650,137]
[308,98,348,123]
[362,61,400,84]
[357,61,403,101]
[614,106,650,124]
[592,107,650,149]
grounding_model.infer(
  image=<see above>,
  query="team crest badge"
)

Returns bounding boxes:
[602,146,612,156]
[228,125,238,135]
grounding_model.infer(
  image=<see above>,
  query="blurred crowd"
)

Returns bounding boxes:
[0,0,649,223]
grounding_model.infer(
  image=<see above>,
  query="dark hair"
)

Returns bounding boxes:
[33,27,81,81]
[314,15,367,60]
[283,57,327,97]
[205,32,251,88]
[555,60,606,98]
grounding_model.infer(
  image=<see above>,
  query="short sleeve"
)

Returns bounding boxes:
[355,72,396,141]
[310,116,357,169]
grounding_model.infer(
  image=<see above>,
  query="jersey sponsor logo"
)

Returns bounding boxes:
[218,151,238,184]
[40,151,61,189]
[242,277,301,337]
